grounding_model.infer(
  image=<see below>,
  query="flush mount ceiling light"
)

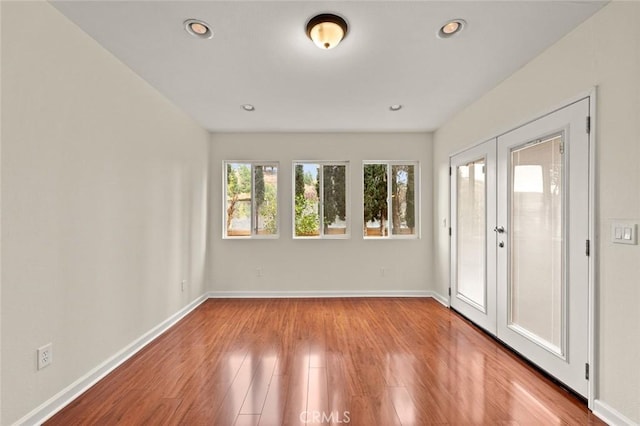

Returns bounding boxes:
[241,104,255,112]
[437,19,466,39]
[306,13,348,50]
[184,19,213,39]
[389,104,403,111]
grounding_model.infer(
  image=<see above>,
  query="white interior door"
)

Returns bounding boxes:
[496,98,590,397]
[450,140,497,334]
[450,98,591,398]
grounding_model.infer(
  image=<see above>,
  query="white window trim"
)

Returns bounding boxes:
[292,161,350,239]
[223,161,280,239]
[362,160,420,240]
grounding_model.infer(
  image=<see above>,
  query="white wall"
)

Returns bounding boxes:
[433,2,639,423]
[209,133,433,295]
[1,2,210,424]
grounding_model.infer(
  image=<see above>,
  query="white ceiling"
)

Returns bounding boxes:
[51,1,606,133]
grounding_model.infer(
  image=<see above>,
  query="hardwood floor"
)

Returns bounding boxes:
[46,298,604,425]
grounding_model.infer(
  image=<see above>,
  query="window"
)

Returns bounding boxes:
[224,162,278,238]
[363,162,418,238]
[293,162,349,238]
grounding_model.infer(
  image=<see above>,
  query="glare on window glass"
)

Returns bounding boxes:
[391,165,416,235]
[323,165,347,235]
[226,163,252,237]
[254,165,278,235]
[363,163,388,237]
[294,164,320,236]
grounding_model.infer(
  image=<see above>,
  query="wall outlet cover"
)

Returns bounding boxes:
[37,343,53,370]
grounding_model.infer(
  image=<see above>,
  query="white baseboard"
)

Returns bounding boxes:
[428,291,449,307]
[14,294,208,426]
[593,399,638,426]
[207,290,437,299]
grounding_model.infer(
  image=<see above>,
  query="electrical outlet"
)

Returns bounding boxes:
[256,267,262,278]
[37,343,52,370]
[181,280,186,292]
[380,267,386,277]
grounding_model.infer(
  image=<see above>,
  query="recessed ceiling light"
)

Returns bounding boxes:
[306,13,349,50]
[242,104,255,112]
[389,104,403,111]
[184,19,213,39]
[438,19,466,39]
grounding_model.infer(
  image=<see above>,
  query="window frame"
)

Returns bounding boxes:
[362,160,420,240]
[292,161,350,239]
[223,161,280,239]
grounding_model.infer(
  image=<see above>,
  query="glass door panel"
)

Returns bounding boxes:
[509,135,565,355]
[457,159,487,310]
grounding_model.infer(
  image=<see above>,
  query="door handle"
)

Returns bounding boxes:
[499,241,505,248]
[494,226,505,234]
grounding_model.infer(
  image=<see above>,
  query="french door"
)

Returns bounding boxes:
[450,98,590,397]
[450,141,497,334]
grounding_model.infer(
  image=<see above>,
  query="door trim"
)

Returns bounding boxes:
[587,89,597,411]
[448,88,597,409]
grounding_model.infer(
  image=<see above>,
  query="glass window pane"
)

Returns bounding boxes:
[456,160,486,308]
[363,164,388,237]
[226,163,252,237]
[254,165,278,235]
[294,164,320,237]
[510,135,564,353]
[323,164,347,235]
[391,165,416,235]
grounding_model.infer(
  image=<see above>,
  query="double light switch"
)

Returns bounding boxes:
[611,221,637,245]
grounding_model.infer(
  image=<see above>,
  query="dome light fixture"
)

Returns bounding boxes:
[389,104,403,111]
[438,19,466,39]
[241,104,255,112]
[306,13,348,50]
[184,19,213,39]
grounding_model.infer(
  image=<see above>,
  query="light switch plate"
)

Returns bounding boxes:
[611,221,637,245]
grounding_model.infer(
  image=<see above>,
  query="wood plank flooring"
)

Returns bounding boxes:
[46,298,604,425]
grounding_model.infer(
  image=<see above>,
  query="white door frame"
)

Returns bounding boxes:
[448,88,597,409]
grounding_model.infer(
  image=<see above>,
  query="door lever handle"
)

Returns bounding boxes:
[494,226,505,234]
